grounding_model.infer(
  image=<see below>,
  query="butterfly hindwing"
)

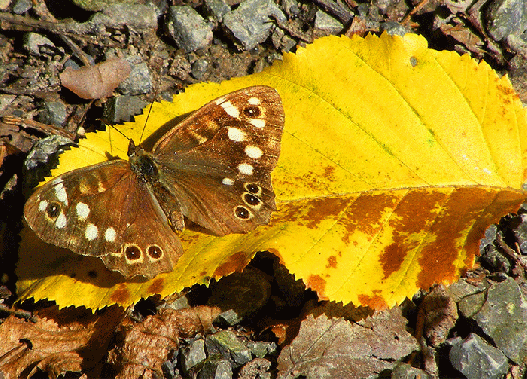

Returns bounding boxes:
[24,160,182,278]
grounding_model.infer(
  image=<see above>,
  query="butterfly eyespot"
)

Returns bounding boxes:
[244,183,261,195]
[45,202,62,218]
[147,245,163,261]
[243,193,261,206]
[124,245,143,262]
[243,105,260,117]
[235,206,252,220]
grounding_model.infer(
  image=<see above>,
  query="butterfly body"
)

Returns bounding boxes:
[24,86,284,278]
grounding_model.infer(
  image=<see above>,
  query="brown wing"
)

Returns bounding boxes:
[24,160,183,278]
[151,86,284,236]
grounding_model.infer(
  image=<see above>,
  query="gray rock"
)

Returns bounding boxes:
[103,95,147,123]
[182,338,207,372]
[204,0,231,23]
[198,358,232,379]
[246,341,276,358]
[391,363,431,379]
[458,290,486,318]
[480,224,498,250]
[223,0,286,50]
[215,309,243,326]
[0,0,10,10]
[191,58,209,80]
[12,0,32,14]
[205,330,253,367]
[314,10,344,33]
[486,0,527,42]
[449,334,508,379]
[24,33,55,56]
[380,21,410,36]
[91,4,158,29]
[118,62,153,95]
[166,6,213,53]
[474,277,527,363]
[39,101,68,127]
[25,135,73,170]
[0,94,16,113]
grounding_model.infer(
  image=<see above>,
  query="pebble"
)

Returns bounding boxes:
[24,33,55,56]
[486,0,527,42]
[24,135,73,171]
[205,330,253,367]
[473,277,527,363]
[103,95,147,123]
[314,10,344,33]
[91,3,158,29]
[204,0,231,23]
[118,61,153,95]
[166,6,213,53]
[181,338,207,372]
[223,0,286,50]
[38,101,68,127]
[449,334,509,379]
[12,0,32,14]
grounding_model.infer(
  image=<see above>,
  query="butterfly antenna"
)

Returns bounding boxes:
[140,102,154,143]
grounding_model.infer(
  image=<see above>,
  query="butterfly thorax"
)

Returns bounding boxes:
[128,141,159,184]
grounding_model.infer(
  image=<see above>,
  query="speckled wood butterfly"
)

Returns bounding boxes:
[24,86,284,278]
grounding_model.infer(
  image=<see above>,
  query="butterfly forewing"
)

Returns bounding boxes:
[24,160,181,278]
[152,86,284,236]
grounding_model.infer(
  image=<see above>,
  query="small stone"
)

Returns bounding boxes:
[474,277,527,363]
[12,0,32,14]
[24,33,55,56]
[215,309,243,327]
[486,0,527,42]
[191,58,209,80]
[166,6,213,53]
[458,290,486,318]
[449,334,508,379]
[25,135,73,171]
[238,358,271,379]
[198,358,232,379]
[0,95,16,113]
[314,10,344,33]
[182,338,207,372]
[246,341,276,358]
[380,21,410,36]
[205,330,253,367]
[223,0,287,50]
[91,3,158,29]
[38,101,68,127]
[480,243,511,273]
[480,224,498,250]
[103,95,147,123]
[169,55,192,81]
[391,363,431,379]
[118,62,153,95]
[204,0,231,23]
[0,0,10,10]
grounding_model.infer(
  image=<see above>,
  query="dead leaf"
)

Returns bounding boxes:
[108,306,221,378]
[60,58,131,100]
[277,308,419,379]
[0,306,124,379]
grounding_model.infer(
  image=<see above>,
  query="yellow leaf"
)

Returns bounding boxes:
[18,33,527,310]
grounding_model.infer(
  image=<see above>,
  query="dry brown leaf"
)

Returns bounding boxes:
[108,306,222,378]
[277,308,419,378]
[0,306,124,379]
[60,58,131,99]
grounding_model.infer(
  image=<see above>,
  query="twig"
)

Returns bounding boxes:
[2,116,77,141]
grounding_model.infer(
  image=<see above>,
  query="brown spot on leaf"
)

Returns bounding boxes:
[307,275,328,300]
[326,255,337,269]
[358,293,388,310]
[380,188,450,281]
[306,197,353,229]
[213,251,253,278]
[110,284,131,303]
[148,278,165,294]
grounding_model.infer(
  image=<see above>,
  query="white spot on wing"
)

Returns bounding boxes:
[54,180,68,205]
[238,163,253,175]
[76,202,90,220]
[221,101,240,118]
[105,227,116,242]
[245,145,262,159]
[55,212,67,229]
[215,96,226,105]
[222,177,235,186]
[39,200,48,212]
[227,127,245,142]
[250,119,265,128]
[85,223,98,241]
[248,97,260,105]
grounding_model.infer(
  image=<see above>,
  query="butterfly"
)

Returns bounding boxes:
[24,86,284,278]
